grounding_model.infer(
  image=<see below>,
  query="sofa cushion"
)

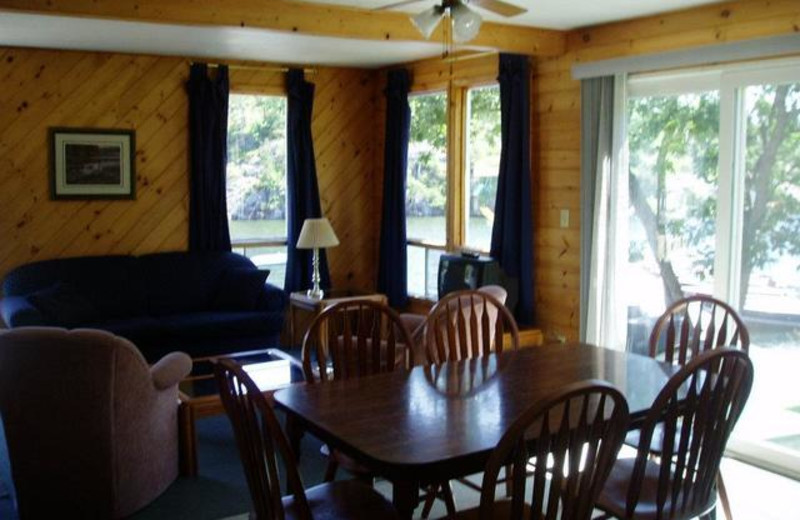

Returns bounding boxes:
[83,316,165,348]
[159,312,282,341]
[139,252,258,316]
[1,256,146,321]
[214,268,270,311]
[28,282,98,327]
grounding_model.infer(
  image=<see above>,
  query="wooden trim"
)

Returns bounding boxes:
[0,0,566,56]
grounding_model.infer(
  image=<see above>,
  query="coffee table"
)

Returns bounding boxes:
[178,348,305,477]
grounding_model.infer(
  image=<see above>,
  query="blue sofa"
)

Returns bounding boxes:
[0,252,288,362]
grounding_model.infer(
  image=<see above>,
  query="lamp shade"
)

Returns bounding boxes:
[451,3,482,43]
[296,218,340,249]
[411,6,443,39]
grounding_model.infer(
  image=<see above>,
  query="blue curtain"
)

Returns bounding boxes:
[187,63,232,252]
[284,69,330,294]
[491,54,534,324]
[378,69,411,308]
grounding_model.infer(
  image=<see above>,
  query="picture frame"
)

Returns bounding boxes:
[50,127,136,200]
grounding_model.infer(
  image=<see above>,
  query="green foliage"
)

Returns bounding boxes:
[226,94,287,222]
[408,92,448,216]
[627,81,800,304]
[406,86,501,220]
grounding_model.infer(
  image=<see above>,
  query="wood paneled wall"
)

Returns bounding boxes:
[0,47,381,291]
[532,0,800,341]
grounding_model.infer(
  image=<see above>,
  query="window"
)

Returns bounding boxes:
[406,91,448,299]
[465,85,501,252]
[405,84,502,298]
[226,94,288,288]
[609,59,800,477]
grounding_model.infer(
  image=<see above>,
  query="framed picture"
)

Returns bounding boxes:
[50,127,136,200]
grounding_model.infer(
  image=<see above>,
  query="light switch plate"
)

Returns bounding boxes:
[560,209,570,228]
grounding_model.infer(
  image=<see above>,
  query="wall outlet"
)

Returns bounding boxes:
[559,209,570,228]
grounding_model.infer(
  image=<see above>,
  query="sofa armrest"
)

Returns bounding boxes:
[0,296,46,328]
[256,283,289,313]
[150,352,193,390]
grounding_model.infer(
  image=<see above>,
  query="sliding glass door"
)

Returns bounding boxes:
[625,84,720,354]
[619,60,800,477]
[725,75,800,478]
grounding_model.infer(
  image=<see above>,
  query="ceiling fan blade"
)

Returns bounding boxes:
[468,0,527,17]
[374,0,428,11]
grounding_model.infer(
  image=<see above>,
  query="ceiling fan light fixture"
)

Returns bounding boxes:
[451,3,482,43]
[411,6,443,39]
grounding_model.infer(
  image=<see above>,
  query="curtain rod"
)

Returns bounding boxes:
[190,61,317,74]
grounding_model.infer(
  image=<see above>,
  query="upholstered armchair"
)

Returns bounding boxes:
[0,327,192,518]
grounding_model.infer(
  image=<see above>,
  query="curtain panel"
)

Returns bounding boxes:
[377,69,411,308]
[579,75,627,349]
[186,63,232,252]
[490,54,534,325]
[284,69,330,294]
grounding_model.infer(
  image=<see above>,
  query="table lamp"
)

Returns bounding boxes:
[296,217,339,299]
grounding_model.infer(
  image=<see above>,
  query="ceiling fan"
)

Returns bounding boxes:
[377,0,527,43]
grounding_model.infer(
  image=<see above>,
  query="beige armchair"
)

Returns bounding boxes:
[0,327,192,518]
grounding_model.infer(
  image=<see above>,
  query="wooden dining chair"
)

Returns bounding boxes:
[401,285,509,366]
[424,289,520,365]
[454,380,630,520]
[301,299,456,516]
[213,358,399,520]
[595,348,754,520]
[649,294,750,365]
[644,294,750,520]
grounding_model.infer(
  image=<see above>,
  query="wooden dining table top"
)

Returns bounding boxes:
[273,343,678,482]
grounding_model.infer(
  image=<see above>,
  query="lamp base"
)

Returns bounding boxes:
[306,287,324,300]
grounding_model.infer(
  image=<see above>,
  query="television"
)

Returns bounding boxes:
[437,253,518,312]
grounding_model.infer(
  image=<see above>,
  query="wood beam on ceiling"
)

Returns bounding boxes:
[0,0,566,57]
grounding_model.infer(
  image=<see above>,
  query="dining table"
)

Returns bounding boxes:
[272,342,680,519]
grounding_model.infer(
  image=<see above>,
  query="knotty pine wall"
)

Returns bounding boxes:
[0,47,381,291]
[532,0,800,341]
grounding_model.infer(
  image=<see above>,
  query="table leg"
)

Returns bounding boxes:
[178,403,197,477]
[392,478,420,520]
[285,414,305,461]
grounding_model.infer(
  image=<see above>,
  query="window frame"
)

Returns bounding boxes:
[405,70,501,300]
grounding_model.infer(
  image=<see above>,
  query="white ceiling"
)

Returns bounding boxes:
[321,0,723,30]
[0,0,723,68]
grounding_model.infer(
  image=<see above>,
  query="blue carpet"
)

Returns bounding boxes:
[0,412,331,520]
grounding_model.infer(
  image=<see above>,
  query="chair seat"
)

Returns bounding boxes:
[596,457,716,520]
[282,480,399,520]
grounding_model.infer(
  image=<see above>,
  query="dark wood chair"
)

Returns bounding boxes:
[213,358,399,520]
[596,348,754,520]
[454,380,630,520]
[424,289,520,365]
[301,299,456,516]
[649,294,749,365]
[302,299,414,383]
[421,290,520,515]
[642,294,750,519]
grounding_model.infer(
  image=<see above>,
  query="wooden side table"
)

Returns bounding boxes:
[289,289,387,347]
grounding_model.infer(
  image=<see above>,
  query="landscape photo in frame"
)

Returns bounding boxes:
[50,128,136,200]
